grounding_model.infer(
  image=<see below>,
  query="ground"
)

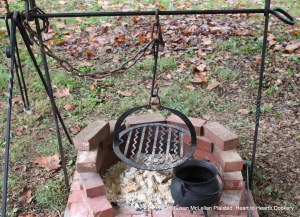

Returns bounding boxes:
[0,0,299,216]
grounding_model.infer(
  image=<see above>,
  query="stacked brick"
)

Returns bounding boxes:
[65,114,259,217]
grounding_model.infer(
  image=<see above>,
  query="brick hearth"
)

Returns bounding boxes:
[64,114,259,217]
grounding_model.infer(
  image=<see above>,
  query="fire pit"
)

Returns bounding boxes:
[65,116,260,217]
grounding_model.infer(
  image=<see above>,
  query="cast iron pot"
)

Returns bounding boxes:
[171,160,224,208]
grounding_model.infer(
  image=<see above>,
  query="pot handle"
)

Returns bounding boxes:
[179,173,224,197]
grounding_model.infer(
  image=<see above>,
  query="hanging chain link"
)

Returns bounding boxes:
[23,7,158,79]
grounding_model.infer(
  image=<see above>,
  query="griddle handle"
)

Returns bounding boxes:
[271,8,295,25]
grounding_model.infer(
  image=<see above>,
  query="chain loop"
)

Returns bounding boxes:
[22,7,159,80]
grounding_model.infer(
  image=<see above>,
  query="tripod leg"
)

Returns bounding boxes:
[5,14,30,111]
[14,14,70,190]
[34,19,70,190]
[1,13,17,217]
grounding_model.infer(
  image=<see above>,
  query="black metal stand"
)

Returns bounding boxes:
[0,0,294,216]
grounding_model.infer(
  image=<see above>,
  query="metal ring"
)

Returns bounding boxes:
[271,7,295,25]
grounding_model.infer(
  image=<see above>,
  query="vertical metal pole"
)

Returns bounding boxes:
[2,14,17,217]
[249,0,271,189]
[33,20,70,190]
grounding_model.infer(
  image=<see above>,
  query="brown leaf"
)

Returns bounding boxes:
[210,27,222,34]
[285,42,300,52]
[20,189,31,198]
[186,85,195,91]
[236,2,246,8]
[133,16,138,23]
[34,135,45,140]
[53,88,71,98]
[114,34,125,44]
[196,64,206,72]
[238,109,251,115]
[12,95,22,105]
[64,103,73,110]
[86,51,96,57]
[138,35,145,43]
[184,29,191,35]
[206,82,221,90]
[33,153,61,172]
[118,90,133,97]
[19,214,34,217]
[70,125,80,133]
[167,73,172,79]
[236,29,243,36]
[264,103,273,109]
[255,56,262,64]
[202,38,212,45]
[191,75,205,84]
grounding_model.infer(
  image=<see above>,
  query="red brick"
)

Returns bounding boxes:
[100,150,120,175]
[114,206,147,216]
[152,207,173,217]
[132,210,152,217]
[81,192,113,217]
[80,172,105,198]
[126,114,165,128]
[76,145,108,173]
[70,179,82,193]
[192,149,220,169]
[102,120,126,150]
[213,147,243,172]
[223,171,244,190]
[203,122,239,151]
[193,210,218,217]
[74,171,80,180]
[166,114,206,136]
[239,189,259,217]
[217,189,244,216]
[69,201,89,217]
[74,121,110,151]
[67,190,82,210]
[173,209,193,216]
[197,136,213,152]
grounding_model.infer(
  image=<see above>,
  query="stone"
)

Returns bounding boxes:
[73,120,110,151]
[76,145,107,173]
[203,122,239,150]
[80,172,106,198]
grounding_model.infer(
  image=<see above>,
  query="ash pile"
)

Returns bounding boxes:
[102,161,174,210]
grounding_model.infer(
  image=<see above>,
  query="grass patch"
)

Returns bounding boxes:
[34,178,68,210]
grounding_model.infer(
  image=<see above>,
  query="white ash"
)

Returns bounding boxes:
[102,161,174,209]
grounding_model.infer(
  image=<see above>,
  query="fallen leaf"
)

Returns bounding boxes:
[12,95,22,105]
[255,56,262,64]
[196,64,206,71]
[133,16,138,23]
[53,88,71,98]
[150,97,159,105]
[238,109,251,115]
[206,82,221,90]
[202,38,212,45]
[64,104,73,110]
[191,75,205,84]
[118,90,132,97]
[264,103,273,109]
[33,153,61,172]
[236,2,246,8]
[114,34,125,44]
[70,125,80,133]
[18,214,34,217]
[210,27,222,34]
[236,29,243,36]
[275,79,282,86]
[285,42,300,52]
[167,73,172,79]
[20,189,31,198]
[186,85,195,91]
[34,135,45,140]
[138,35,146,43]
[86,51,96,57]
